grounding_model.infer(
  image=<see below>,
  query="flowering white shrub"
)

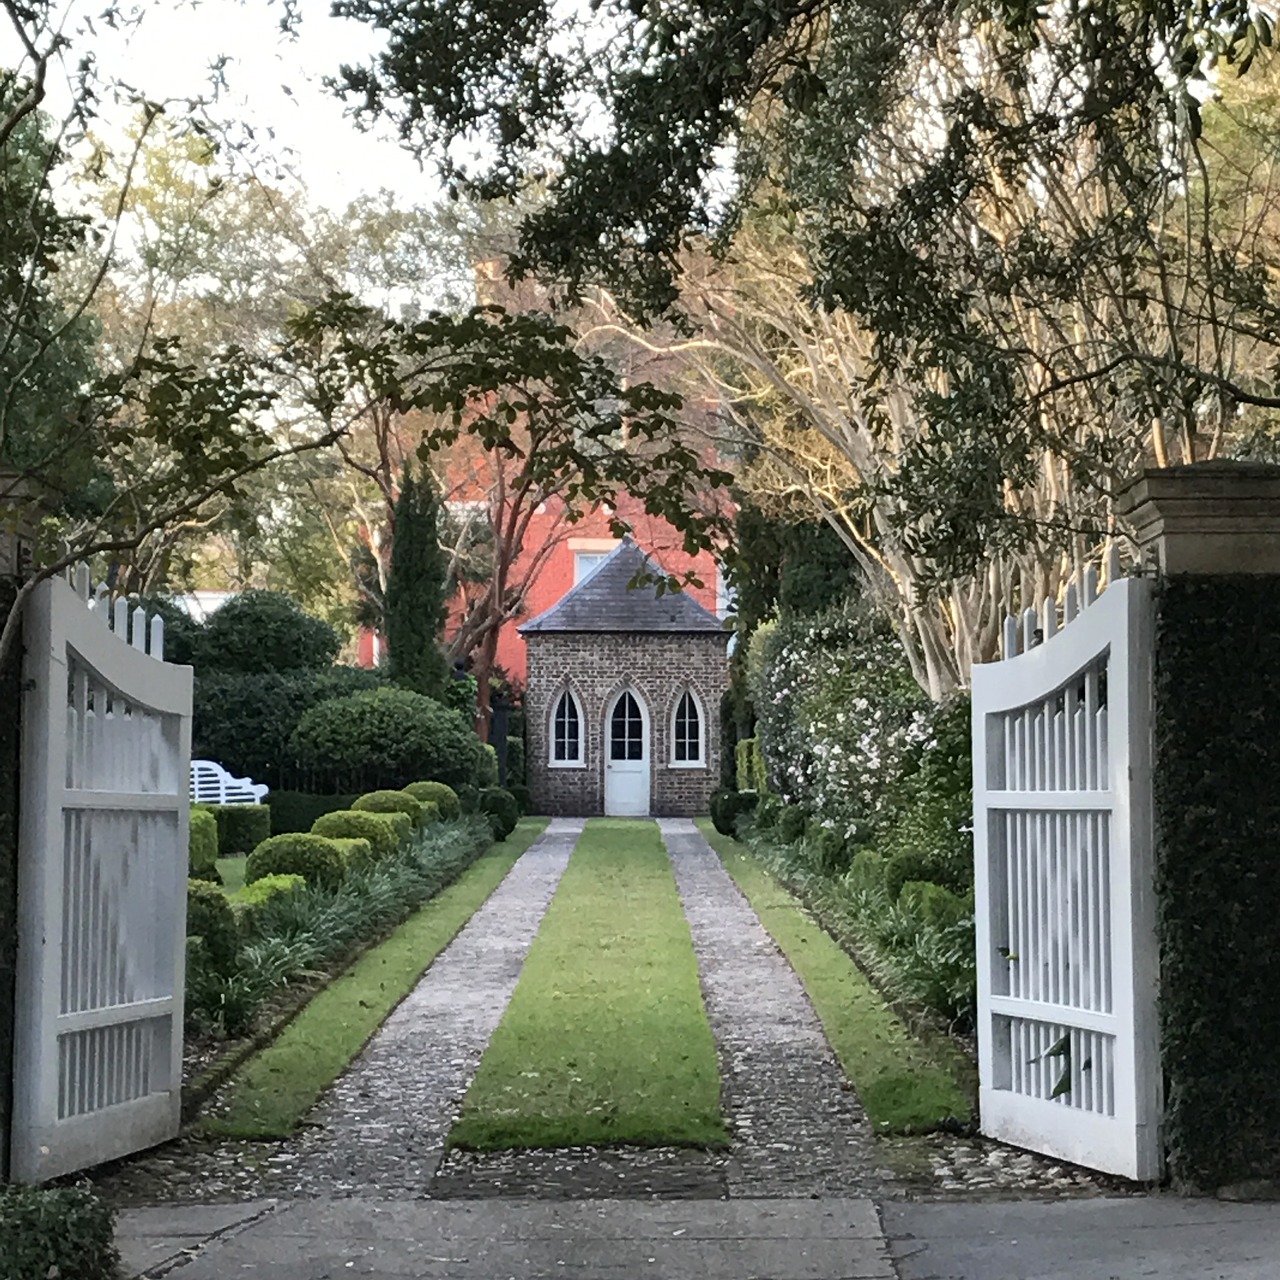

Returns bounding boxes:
[749,603,930,842]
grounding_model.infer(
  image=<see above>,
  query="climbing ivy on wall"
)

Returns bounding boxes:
[0,581,20,1180]
[1153,577,1280,1191]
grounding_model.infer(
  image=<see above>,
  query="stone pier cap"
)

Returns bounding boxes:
[1118,461,1280,575]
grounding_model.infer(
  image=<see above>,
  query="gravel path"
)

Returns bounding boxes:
[658,818,890,1198]
[260,817,583,1197]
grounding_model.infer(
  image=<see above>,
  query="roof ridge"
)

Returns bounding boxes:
[518,537,726,635]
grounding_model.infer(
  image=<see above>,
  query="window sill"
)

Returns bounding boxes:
[667,761,707,771]
[548,760,587,770]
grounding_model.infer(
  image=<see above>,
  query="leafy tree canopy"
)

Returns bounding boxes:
[332,0,1272,322]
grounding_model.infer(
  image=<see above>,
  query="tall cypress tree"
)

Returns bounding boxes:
[385,463,451,700]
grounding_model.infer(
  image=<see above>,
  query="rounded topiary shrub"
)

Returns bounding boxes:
[231,872,306,936]
[900,879,970,930]
[187,878,238,973]
[353,789,425,826]
[211,803,272,856]
[199,589,340,674]
[475,742,499,787]
[288,688,483,792]
[189,807,219,876]
[710,788,758,836]
[776,804,807,843]
[479,787,519,840]
[403,780,461,820]
[810,826,850,876]
[846,848,886,893]
[884,848,950,902]
[309,810,401,860]
[455,782,479,814]
[329,837,376,870]
[246,833,346,891]
[508,783,532,815]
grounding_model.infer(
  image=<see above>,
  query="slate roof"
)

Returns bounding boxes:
[519,538,727,635]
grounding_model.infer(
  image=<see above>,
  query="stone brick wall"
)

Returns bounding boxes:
[526,631,730,816]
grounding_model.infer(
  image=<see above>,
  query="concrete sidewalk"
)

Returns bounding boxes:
[114,1194,1280,1279]
[884,1196,1280,1280]
[115,1197,895,1278]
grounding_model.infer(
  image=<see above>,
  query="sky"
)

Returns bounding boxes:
[6,0,438,211]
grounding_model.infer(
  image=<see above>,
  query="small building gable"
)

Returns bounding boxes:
[522,538,729,817]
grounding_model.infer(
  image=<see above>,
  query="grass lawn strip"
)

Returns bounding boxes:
[449,818,728,1151]
[696,819,971,1134]
[216,855,246,895]
[203,818,549,1139]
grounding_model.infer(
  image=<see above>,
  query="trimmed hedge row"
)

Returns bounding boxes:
[269,791,360,834]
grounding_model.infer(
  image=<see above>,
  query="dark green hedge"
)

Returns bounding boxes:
[269,791,360,834]
[209,804,271,856]
[0,1183,120,1279]
[1154,577,1280,1191]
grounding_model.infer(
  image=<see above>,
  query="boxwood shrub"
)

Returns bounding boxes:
[709,787,757,836]
[0,1183,120,1280]
[353,789,425,826]
[508,783,532,815]
[478,787,519,840]
[210,803,272,856]
[330,836,376,869]
[231,872,306,936]
[776,804,807,844]
[476,742,499,787]
[403,780,461,820]
[246,833,347,891]
[309,810,401,860]
[288,688,483,792]
[187,878,238,972]
[455,782,479,814]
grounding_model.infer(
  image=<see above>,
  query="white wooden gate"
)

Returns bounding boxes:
[971,557,1162,1180]
[10,572,192,1182]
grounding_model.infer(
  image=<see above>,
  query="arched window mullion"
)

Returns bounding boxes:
[551,688,584,766]
[671,689,703,766]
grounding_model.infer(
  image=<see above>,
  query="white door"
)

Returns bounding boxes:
[604,689,650,816]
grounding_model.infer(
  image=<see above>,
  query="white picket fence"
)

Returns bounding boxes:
[971,550,1163,1180]
[10,570,191,1182]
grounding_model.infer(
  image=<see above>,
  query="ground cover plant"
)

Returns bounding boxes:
[204,818,549,1138]
[698,821,972,1133]
[449,818,728,1150]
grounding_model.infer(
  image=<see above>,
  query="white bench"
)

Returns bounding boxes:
[189,759,268,806]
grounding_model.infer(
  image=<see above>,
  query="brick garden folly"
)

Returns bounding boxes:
[522,538,729,817]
